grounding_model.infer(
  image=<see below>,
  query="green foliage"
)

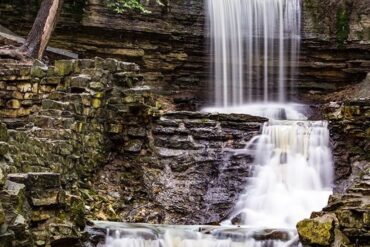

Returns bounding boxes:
[106,0,165,14]
[336,5,350,46]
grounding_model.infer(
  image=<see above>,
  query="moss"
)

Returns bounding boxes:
[336,5,350,46]
[70,196,85,229]
[0,123,9,142]
[297,216,335,246]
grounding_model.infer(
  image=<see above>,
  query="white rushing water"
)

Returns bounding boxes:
[208,0,301,106]
[223,119,334,228]
[102,225,299,247]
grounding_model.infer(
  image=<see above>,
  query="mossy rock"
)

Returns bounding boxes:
[297,215,335,246]
[31,60,48,78]
[54,60,75,76]
[0,203,5,225]
[0,123,9,142]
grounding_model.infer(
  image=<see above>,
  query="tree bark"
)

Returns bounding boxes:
[19,0,63,60]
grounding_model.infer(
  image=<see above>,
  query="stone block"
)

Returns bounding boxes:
[27,173,61,189]
[49,223,80,246]
[91,98,102,109]
[31,210,52,222]
[89,81,104,90]
[74,59,95,73]
[45,76,62,85]
[31,60,48,78]
[70,74,91,88]
[336,209,364,229]
[29,189,61,207]
[102,58,118,72]
[124,139,143,153]
[127,127,146,137]
[6,173,28,184]
[6,99,21,109]
[4,180,26,196]
[108,124,123,134]
[11,91,23,100]
[17,83,32,93]
[54,60,75,76]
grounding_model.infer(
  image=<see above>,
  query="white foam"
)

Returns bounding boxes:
[202,103,308,120]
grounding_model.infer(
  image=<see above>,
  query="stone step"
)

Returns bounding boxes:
[48,91,92,104]
[152,126,190,136]
[42,99,71,111]
[154,135,204,150]
[31,115,75,129]
[29,128,73,140]
[347,187,370,196]
[37,109,74,118]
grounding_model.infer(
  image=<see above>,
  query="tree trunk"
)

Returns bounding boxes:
[19,0,63,60]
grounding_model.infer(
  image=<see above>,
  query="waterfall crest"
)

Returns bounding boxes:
[208,0,301,106]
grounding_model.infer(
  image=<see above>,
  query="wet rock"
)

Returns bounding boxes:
[297,215,335,246]
[0,232,13,247]
[0,203,4,225]
[0,123,8,142]
[49,223,80,247]
[124,139,143,153]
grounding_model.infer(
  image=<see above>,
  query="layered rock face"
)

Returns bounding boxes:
[0,0,206,109]
[299,0,370,98]
[93,111,266,224]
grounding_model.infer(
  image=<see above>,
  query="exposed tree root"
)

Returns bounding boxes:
[0,45,32,63]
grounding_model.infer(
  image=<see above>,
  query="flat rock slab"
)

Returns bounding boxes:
[7,172,61,189]
[6,173,62,207]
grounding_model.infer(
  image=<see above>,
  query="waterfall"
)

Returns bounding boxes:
[99,1,334,246]
[224,120,334,228]
[208,0,301,106]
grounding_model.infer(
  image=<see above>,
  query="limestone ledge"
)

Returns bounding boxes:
[297,99,370,247]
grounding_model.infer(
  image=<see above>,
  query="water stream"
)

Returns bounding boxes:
[97,0,334,246]
[223,119,333,228]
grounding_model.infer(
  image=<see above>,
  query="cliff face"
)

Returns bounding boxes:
[303,0,370,42]
[1,0,369,106]
[299,0,370,100]
[0,0,206,109]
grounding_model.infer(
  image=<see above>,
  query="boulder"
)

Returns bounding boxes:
[297,215,335,246]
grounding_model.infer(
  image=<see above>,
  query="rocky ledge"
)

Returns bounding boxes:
[297,99,370,246]
[92,111,267,225]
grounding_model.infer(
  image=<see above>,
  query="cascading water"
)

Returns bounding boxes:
[224,120,334,228]
[98,0,334,246]
[208,0,301,106]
